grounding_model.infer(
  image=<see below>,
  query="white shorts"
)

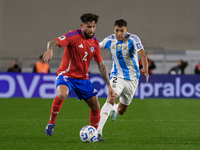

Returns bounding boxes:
[110,76,138,105]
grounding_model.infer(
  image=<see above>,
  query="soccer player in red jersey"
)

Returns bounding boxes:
[43,13,114,140]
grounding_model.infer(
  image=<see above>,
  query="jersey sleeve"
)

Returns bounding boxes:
[131,35,144,52]
[56,34,70,48]
[94,44,103,63]
[99,39,106,49]
[99,35,112,49]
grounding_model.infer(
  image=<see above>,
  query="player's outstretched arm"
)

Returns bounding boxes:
[138,49,149,82]
[43,39,59,63]
[97,61,115,98]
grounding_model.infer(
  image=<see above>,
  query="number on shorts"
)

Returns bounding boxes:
[113,77,117,83]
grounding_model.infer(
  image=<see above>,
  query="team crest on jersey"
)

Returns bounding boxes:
[63,76,68,82]
[90,46,95,52]
[117,44,121,50]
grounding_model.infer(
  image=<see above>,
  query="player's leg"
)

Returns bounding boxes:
[85,95,112,142]
[109,94,131,122]
[84,95,100,129]
[97,77,123,137]
[72,78,100,129]
[97,93,118,133]
[83,91,105,142]
[117,101,129,115]
[45,75,71,136]
[112,79,138,117]
[49,85,69,124]
[45,85,69,136]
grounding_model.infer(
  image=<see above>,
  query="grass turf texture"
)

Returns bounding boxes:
[0,98,200,150]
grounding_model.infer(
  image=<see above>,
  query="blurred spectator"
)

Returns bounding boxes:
[7,59,21,72]
[194,61,200,74]
[139,52,156,74]
[33,55,50,73]
[168,60,188,75]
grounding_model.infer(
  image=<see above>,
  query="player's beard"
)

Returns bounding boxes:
[83,31,94,39]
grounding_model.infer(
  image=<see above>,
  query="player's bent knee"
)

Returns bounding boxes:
[85,96,100,110]
[91,102,100,110]
[90,105,100,110]
[57,93,67,100]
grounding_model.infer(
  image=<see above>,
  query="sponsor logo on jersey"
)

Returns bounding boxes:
[90,46,95,52]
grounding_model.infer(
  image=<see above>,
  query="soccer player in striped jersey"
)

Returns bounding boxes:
[43,13,114,138]
[97,19,149,139]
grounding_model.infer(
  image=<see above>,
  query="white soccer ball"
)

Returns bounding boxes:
[79,125,98,143]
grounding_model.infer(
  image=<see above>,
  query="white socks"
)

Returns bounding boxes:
[113,103,119,113]
[97,102,112,133]
[98,102,119,136]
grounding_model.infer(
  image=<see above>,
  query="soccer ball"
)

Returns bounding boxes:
[79,125,98,143]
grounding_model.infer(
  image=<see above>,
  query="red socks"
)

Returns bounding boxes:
[89,109,100,129]
[48,96,100,129]
[48,96,64,124]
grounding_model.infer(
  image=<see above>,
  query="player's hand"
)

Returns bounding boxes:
[141,70,149,82]
[43,49,53,63]
[107,85,115,99]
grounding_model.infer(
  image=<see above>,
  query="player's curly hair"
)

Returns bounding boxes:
[80,13,99,23]
[114,19,127,27]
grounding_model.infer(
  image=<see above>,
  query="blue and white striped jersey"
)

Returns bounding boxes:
[100,32,144,81]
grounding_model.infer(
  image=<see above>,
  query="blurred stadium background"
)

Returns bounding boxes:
[1,1,200,149]
[0,0,200,74]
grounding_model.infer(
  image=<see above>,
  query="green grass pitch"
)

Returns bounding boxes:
[0,98,200,150]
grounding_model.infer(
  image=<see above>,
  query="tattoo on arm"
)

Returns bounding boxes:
[98,61,110,86]
[47,39,59,50]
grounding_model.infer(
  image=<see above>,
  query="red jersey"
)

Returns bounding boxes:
[56,29,103,79]
[196,64,200,70]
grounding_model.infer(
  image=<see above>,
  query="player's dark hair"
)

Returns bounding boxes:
[80,13,99,23]
[114,19,127,27]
